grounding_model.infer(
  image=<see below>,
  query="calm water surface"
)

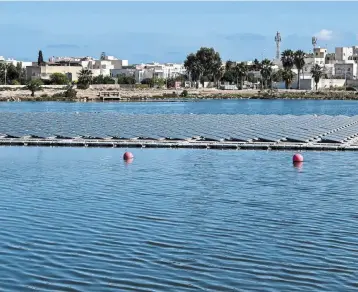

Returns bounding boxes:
[1,99,358,115]
[0,147,358,291]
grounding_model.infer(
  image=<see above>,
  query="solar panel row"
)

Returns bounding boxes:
[0,113,358,144]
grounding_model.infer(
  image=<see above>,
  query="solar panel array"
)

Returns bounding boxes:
[1,113,358,144]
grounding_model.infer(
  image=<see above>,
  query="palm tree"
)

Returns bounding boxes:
[260,59,273,89]
[213,65,224,89]
[26,79,43,97]
[311,64,323,91]
[234,62,248,90]
[77,68,93,89]
[281,49,294,70]
[294,50,306,90]
[281,69,294,89]
[253,58,261,71]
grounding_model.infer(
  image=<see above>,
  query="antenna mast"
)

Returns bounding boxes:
[312,36,318,50]
[275,31,281,60]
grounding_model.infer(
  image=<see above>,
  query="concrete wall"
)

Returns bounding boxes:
[26,65,82,81]
[276,78,346,90]
[89,84,121,90]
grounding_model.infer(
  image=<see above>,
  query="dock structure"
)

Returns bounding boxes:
[98,91,121,101]
[2,113,358,150]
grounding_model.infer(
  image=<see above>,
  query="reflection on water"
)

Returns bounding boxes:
[0,147,357,291]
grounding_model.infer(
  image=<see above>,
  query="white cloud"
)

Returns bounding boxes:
[315,29,333,41]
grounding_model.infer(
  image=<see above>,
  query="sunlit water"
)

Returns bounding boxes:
[2,99,358,115]
[0,147,357,291]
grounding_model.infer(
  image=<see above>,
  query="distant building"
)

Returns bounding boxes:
[26,64,83,81]
[134,62,186,82]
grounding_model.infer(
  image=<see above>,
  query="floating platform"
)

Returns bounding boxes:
[2,113,358,151]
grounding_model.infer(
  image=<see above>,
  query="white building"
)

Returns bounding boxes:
[111,68,136,78]
[334,61,357,79]
[0,56,33,68]
[49,55,129,77]
[335,47,353,62]
[134,62,186,82]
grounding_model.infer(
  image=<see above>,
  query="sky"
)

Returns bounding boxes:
[1,1,358,64]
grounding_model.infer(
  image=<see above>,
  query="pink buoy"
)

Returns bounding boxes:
[123,152,134,160]
[292,153,303,163]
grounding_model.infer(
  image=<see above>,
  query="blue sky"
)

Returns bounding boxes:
[1,1,358,64]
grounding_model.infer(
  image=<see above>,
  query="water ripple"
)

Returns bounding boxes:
[0,147,358,291]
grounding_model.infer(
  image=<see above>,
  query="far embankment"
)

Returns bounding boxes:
[1,84,358,103]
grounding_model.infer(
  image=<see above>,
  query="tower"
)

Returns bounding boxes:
[275,31,281,60]
[312,36,318,49]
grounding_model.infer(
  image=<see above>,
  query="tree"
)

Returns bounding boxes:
[184,53,202,88]
[212,63,224,88]
[77,69,93,89]
[26,79,43,97]
[221,70,235,83]
[253,59,261,71]
[281,68,294,89]
[0,62,26,85]
[153,77,166,88]
[294,50,306,89]
[38,50,44,66]
[141,78,154,87]
[281,49,294,70]
[49,73,69,85]
[117,74,136,85]
[234,62,248,89]
[92,74,115,84]
[311,64,323,91]
[260,59,273,89]
[184,47,222,88]
[225,60,234,71]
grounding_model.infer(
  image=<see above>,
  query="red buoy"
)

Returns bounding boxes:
[293,161,303,169]
[123,152,134,160]
[292,153,303,163]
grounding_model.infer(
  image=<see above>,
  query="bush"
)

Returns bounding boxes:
[180,89,188,97]
[11,80,20,85]
[135,84,149,89]
[64,88,77,98]
[49,73,69,85]
[77,83,90,90]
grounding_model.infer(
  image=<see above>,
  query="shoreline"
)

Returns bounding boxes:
[1,87,358,102]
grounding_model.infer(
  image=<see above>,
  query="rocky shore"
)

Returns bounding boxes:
[0,86,358,102]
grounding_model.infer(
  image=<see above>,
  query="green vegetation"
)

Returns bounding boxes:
[92,74,115,84]
[141,77,166,88]
[0,62,26,85]
[294,50,306,89]
[26,79,43,96]
[64,86,77,98]
[260,59,273,89]
[77,69,93,89]
[180,89,188,97]
[117,74,136,85]
[311,64,323,91]
[49,73,69,85]
[38,50,45,66]
[184,47,222,88]
[280,49,295,89]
